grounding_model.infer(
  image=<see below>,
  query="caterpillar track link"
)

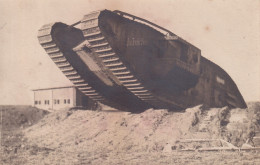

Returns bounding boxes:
[37,23,105,102]
[38,21,151,112]
[81,10,159,107]
[37,9,247,111]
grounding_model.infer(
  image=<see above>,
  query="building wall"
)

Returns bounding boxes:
[33,87,85,110]
[34,89,53,110]
[52,87,75,110]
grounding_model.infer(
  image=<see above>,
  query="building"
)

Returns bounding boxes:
[32,86,90,110]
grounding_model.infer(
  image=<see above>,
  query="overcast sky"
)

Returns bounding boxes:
[0,0,259,105]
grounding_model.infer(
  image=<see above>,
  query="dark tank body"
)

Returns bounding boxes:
[38,9,247,111]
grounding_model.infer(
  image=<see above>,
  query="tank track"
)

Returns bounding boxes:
[37,23,105,102]
[81,11,161,106]
[37,10,247,110]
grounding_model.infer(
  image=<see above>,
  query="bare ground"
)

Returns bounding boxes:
[0,104,259,165]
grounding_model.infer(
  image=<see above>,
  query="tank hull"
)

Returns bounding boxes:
[37,10,247,111]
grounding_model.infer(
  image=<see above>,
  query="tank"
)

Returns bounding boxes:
[37,9,247,112]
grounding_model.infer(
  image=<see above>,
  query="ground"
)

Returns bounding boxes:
[0,103,259,165]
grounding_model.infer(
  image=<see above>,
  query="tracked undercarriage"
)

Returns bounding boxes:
[37,9,247,112]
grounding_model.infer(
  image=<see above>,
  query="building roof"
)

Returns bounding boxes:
[32,86,76,91]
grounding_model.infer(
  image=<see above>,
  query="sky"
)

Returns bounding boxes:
[0,0,259,105]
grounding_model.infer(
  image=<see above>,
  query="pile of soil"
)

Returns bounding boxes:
[0,103,259,164]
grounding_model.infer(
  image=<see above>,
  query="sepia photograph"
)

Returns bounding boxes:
[0,0,259,164]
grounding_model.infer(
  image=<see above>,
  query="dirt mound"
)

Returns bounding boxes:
[21,103,259,164]
[24,106,201,151]
[1,103,259,164]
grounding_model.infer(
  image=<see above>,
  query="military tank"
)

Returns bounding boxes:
[37,9,247,111]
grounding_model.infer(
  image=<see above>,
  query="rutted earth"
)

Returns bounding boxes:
[0,103,259,165]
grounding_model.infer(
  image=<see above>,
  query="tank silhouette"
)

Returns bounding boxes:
[37,9,247,111]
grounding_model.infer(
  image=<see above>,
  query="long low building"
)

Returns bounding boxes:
[32,86,90,110]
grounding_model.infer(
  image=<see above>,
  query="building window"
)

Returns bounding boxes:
[67,99,70,104]
[45,100,49,105]
[57,100,60,104]
[48,100,50,105]
[39,101,41,105]
[64,99,66,104]
[35,101,38,105]
[54,99,56,104]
